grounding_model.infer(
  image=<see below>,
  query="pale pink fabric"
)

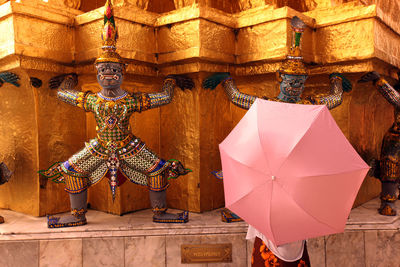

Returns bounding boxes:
[220,99,369,246]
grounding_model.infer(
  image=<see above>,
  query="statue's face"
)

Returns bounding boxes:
[96,62,124,90]
[279,74,308,97]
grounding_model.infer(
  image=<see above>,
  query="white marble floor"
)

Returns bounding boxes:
[0,198,400,267]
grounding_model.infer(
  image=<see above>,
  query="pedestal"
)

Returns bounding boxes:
[1,197,400,266]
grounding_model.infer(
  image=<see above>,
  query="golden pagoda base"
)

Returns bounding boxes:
[0,0,399,216]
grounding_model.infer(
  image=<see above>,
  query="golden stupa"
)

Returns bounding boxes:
[0,0,398,216]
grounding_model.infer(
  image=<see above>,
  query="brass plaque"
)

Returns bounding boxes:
[181,243,232,263]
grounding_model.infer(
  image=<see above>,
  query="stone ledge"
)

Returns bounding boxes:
[1,197,400,266]
[0,208,248,241]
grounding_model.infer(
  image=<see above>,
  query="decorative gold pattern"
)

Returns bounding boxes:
[279,57,308,75]
[71,207,87,216]
[95,0,124,65]
[380,194,397,203]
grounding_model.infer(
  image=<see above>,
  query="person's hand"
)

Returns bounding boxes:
[49,73,78,89]
[0,72,20,87]
[202,72,231,90]
[165,74,194,90]
[358,71,381,84]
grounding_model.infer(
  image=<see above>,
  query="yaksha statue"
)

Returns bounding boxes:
[203,16,351,266]
[0,162,12,224]
[40,0,193,228]
[359,71,400,216]
[0,71,18,224]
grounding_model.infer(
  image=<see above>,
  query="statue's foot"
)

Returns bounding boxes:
[0,215,4,224]
[221,208,243,223]
[47,214,87,228]
[153,210,189,223]
[378,203,397,216]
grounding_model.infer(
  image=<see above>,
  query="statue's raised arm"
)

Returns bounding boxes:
[146,74,194,109]
[50,72,99,112]
[202,72,257,110]
[359,71,400,109]
[310,73,352,110]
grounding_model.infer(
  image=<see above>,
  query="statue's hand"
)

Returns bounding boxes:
[165,74,194,90]
[0,72,20,87]
[367,158,380,178]
[0,162,12,185]
[330,73,352,92]
[358,71,380,84]
[202,72,230,90]
[49,73,78,90]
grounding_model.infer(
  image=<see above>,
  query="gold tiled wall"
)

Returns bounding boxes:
[0,0,399,215]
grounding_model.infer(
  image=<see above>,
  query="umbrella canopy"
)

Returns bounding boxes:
[220,99,369,246]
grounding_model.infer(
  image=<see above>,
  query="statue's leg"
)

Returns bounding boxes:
[148,172,188,223]
[378,181,398,216]
[48,189,88,228]
[149,190,189,223]
[120,144,190,222]
[41,146,105,228]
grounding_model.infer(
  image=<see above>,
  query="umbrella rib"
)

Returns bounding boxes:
[274,181,342,233]
[291,168,369,180]
[274,108,323,176]
[256,103,273,174]
[229,180,271,207]
[222,148,270,178]
[222,152,273,208]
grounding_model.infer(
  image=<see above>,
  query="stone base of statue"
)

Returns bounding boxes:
[1,198,400,266]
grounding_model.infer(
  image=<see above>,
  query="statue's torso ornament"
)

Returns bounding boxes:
[51,88,171,192]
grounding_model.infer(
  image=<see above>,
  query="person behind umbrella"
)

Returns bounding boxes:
[203,16,352,267]
[358,71,400,216]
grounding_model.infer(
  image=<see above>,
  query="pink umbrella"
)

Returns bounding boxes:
[220,99,369,246]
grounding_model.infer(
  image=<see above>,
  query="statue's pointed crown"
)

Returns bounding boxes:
[279,16,308,75]
[95,0,123,65]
